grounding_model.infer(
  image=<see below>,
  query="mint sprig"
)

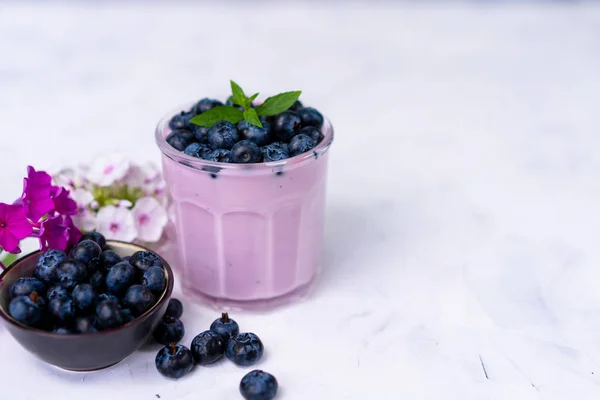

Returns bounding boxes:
[190,81,301,129]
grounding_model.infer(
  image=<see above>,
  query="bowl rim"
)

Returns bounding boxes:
[0,240,174,338]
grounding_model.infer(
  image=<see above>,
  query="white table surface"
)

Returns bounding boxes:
[1,2,600,399]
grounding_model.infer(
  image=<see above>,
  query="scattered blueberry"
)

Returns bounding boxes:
[155,344,194,379]
[70,240,102,265]
[191,330,226,365]
[261,143,289,162]
[298,107,324,129]
[142,266,166,293]
[226,333,264,366]
[72,283,99,314]
[184,142,212,159]
[204,149,231,163]
[153,316,185,345]
[96,299,125,330]
[9,277,46,299]
[230,140,262,164]
[74,316,98,333]
[165,298,183,319]
[238,120,272,146]
[193,98,223,114]
[240,370,279,400]
[56,259,88,290]
[167,129,194,151]
[106,261,137,295]
[299,126,324,144]
[9,293,45,326]
[123,284,155,316]
[34,249,67,283]
[272,111,302,141]
[48,297,77,324]
[210,313,239,343]
[288,134,316,157]
[100,250,122,270]
[130,251,163,272]
[208,121,240,149]
[80,231,107,249]
[47,284,70,300]
[52,327,72,335]
[169,111,192,130]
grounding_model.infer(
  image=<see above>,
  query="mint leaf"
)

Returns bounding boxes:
[248,93,259,103]
[190,106,244,127]
[230,80,247,107]
[255,91,302,116]
[243,108,263,128]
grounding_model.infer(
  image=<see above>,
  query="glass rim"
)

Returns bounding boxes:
[155,101,334,174]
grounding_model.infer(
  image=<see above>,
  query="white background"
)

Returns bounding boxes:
[1,2,600,399]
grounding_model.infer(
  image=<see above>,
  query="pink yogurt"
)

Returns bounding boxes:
[155,106,334,308]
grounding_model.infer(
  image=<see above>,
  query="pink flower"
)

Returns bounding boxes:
[51,187,77,216]
[39,215,69,251]
[22,166,55,222]
[66,216,82,249]
[0,203,33,254]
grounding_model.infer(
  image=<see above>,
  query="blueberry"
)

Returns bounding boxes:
[130,251,163,272]
[56,259,88,290]
[87,257,103,273]
[240,370,279,400]
[204,149,231,163]
[142,266,166,293]
[290,100,303,112]
[96,299,125,330]
[192,125,210,144]
[237,120,272,146]
[123,284,155,316]
[34,249,68,283]
[70,239,102,265]
[121,307,134,323]
[230,140,262,164]
[9,293,45,326]
[106,261,137,295]
[169,111,192,130]
[98,293,119,303]
[155,344,194,379]
[298,107,324,129]
[208,121,240,150]
[210,313,239,343]
[165,298,183,319]
[184,142,212,159]
[74,316,98,333]
[166,129,194,151]
[272,111,302,141]
[261,143,290,162]
[9,277,46,299]
[72,283,99,314]
[100,250,122,270]
[89,270,106,292]
[191,330,226,365]
[288,134,316,157]
[299,126,324,144]
[52,327,72,335]
[48,297,77,323]
[226,333,264,366]
[192,98,224,115]
[80,231,107,249]
[47,284,70,300]
[153,316,185,345]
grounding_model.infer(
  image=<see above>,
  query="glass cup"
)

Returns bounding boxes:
[155,105,334,308]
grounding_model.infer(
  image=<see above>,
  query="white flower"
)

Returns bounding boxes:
[131,197,168,242]
[71,188,96,231]
[96,205,137,242]
[86,153,130,187]
[51,166,90,190]
[124,162,161,187]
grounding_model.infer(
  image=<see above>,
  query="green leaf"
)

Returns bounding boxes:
[243,108,263,128]
[1,252,19,267]
[255,91,302,116]
[190,106,244,127]
[230,80,247,107]
[248,92,259,103]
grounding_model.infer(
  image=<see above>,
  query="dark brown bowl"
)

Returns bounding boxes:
[0,241,174,371]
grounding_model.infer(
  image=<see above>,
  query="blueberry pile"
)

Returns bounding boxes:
[166,99,324,163]
[154,312,277,399]
[7,232,167,334]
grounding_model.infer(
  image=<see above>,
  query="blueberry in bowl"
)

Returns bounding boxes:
[0,240,174,371]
